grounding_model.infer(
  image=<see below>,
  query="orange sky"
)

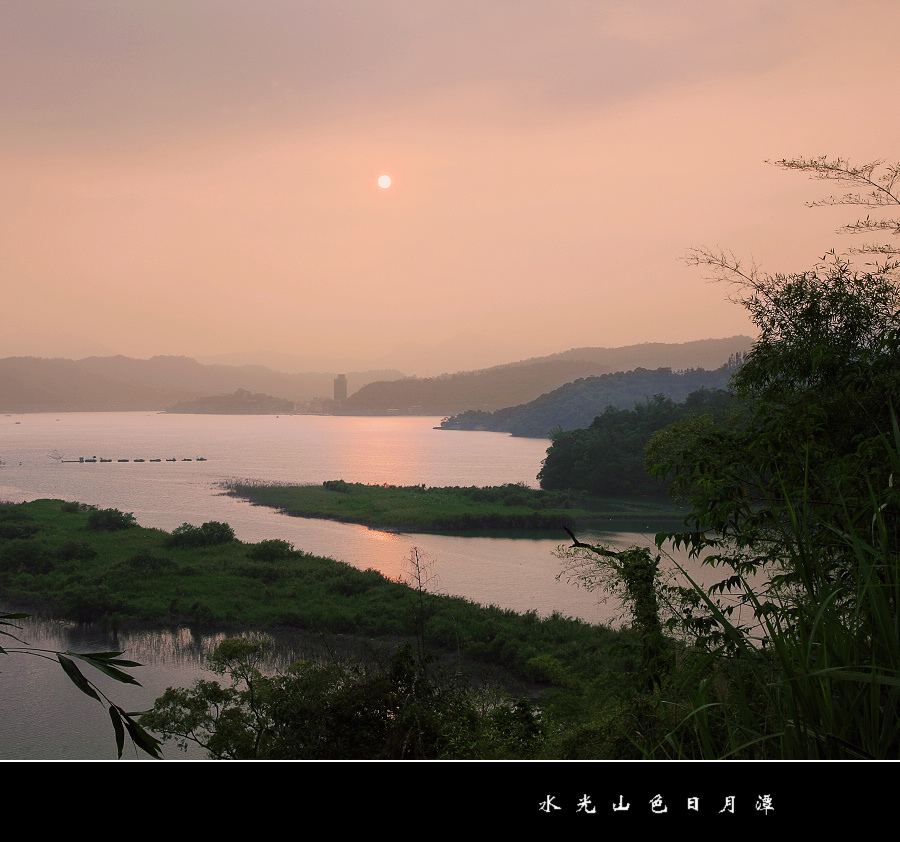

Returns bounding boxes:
[2,1,899,372]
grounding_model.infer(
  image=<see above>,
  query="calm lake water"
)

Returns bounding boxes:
[0,412,685,620]
[0,411,706,759]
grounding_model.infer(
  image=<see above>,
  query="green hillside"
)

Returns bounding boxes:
[441,364,737,437]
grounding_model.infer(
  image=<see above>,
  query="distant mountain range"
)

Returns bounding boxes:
[0,356,402,413]
[0,336,753,414]
[341,336,753,416]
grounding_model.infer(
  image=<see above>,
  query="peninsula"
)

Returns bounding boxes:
[223,480,682,533]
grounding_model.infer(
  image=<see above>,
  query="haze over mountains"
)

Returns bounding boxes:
[194,332,547,379]
[0,336,753,415]
[0,356,401,413]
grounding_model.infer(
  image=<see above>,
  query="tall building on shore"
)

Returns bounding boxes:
[333,373,347,403]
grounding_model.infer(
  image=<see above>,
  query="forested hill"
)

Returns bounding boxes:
[0,356,402,412]
[166,389,296,414]
[341,336,753,416]
[536,388,741,496]
[440,364,737,437]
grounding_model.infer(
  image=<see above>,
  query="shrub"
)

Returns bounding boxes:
[166,521,236,548]
[143,639,546,759]
[61,501,93,514]
[121,551,175,576]
[246,539,295,562]
[87,508,137,531]
[0,521,40,540]
[58,582,125,623]
[0,505,40,539]
[0,540,55,575]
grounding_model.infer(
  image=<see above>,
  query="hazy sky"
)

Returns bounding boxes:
[3,1,899,368]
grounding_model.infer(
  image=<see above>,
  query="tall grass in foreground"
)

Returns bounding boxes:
[655,457,900,759]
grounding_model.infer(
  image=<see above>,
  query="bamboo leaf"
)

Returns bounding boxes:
[109,706,125,759]
[57,655,102,702]
[66,653,142,686]
[825,669,900,688]
[121,714,163,759]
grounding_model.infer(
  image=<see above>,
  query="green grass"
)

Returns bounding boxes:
[0,499,619,688]
[222,479,684,533]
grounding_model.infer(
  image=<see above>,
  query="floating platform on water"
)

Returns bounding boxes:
[61,456,209,464]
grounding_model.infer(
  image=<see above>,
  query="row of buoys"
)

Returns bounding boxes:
[62,457,208,463]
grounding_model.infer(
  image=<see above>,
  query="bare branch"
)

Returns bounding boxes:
[808,192,897,209]
[769,156,890,197]
[683,248,760,287]
[845,244,900,259]
[839,218,900,256]
[564,527,620,559]
[769,156,900,207]
[841,217,900,236]
[766,156,900,256]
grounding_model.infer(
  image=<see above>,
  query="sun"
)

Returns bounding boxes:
[377,174,392,189]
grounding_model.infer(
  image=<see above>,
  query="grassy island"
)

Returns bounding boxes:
[223,479,683,533]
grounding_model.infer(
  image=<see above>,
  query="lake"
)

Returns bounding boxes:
[0,411,706,759]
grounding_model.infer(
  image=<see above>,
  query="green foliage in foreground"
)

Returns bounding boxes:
[141,638,545,759]
[554,482,900,760]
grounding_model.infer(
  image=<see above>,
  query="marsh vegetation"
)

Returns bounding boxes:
[223,479,681,533]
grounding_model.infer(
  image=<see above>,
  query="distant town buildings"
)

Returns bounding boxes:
[333,373,347,403]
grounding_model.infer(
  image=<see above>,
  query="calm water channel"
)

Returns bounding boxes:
[0,412,702,759]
